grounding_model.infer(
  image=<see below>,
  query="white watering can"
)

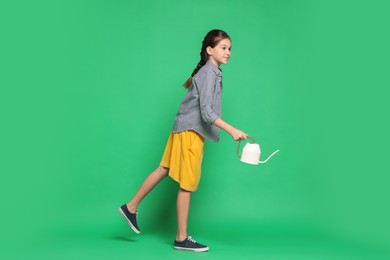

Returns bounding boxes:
[236,137,280,165]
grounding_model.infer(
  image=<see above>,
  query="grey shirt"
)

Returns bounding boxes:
[173,60,222,142]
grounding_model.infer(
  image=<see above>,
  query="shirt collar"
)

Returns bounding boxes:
[206,60,222,77]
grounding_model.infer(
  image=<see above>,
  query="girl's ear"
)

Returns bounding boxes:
[206,46,213,56]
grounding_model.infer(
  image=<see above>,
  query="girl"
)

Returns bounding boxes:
[119,29,248,252]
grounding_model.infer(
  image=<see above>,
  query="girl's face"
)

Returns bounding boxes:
[207,38,231,67]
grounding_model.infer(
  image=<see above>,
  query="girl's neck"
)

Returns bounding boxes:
[208,58,220,69]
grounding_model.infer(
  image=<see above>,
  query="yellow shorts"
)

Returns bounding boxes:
[160,130,205,192]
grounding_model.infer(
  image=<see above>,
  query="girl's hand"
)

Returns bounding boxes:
[229,128,248,141]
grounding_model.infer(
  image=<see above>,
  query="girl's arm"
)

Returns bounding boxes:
[213,118,248,141]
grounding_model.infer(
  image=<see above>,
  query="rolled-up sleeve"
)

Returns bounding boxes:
[193,72,219,125]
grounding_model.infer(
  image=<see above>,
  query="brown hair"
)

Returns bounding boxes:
[183,29,230,88]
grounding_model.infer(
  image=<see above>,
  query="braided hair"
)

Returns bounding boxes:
[183,29,230,88]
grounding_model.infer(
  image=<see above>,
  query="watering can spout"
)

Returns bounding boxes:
[259,149,280,164]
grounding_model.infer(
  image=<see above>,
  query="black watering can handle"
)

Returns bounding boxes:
[236,136,255,158]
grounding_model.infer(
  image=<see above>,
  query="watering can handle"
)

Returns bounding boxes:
[236,136,255,158]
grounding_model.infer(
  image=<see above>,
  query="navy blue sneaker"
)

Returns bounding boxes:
[118,204,140,234]
[174,236,209,252]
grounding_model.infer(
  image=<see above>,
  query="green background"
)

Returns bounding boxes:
[1,0,389,259]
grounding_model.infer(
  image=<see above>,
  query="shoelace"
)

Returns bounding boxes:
[187,236,197,243]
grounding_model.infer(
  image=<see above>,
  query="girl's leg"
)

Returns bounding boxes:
[127,165,169,213]
[176,188,192,241]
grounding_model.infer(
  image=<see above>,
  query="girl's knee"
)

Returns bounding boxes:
[158,165,169,176]
[179,187,192,193]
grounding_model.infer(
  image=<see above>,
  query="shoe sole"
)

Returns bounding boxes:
[118,207,141,234]
[173,246,209,252]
